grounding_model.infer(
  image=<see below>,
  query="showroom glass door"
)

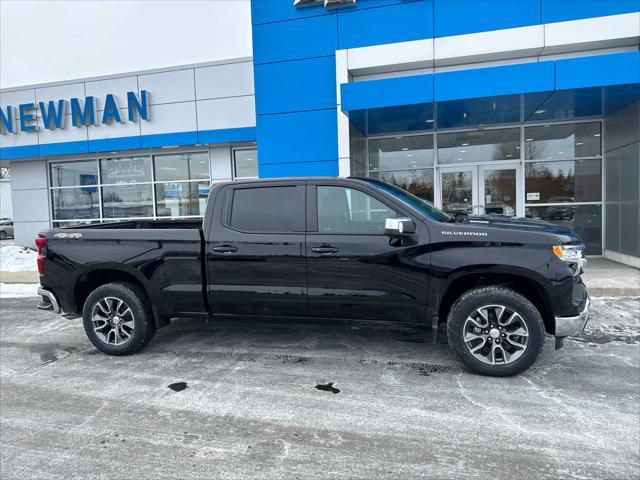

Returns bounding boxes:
[479,164,522,217]
[440,166,478,216]
[440,164,522,217]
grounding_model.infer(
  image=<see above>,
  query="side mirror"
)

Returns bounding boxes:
[384,217,416,237]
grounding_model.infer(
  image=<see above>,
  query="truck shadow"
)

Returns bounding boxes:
[145,316,458,368]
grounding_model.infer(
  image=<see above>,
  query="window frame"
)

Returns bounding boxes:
[232,147,259,180]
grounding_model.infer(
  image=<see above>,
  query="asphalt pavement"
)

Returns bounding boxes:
[0,296,638,480]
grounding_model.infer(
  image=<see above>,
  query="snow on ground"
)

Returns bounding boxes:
[0,246,37,272]
[0,283,39,298]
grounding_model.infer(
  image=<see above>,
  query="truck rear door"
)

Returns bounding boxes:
[205,181,307,317]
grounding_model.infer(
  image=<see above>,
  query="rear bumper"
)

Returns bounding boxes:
[37,287,61,314]
[555,296,590,338]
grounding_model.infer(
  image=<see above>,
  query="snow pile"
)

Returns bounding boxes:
[0,246,37,272]
[0,283,39,298]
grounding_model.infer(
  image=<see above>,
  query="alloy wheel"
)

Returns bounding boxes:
[463,304,529,365]
[91,297,135,346]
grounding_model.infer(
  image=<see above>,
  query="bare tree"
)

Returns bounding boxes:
[0,167,10,180]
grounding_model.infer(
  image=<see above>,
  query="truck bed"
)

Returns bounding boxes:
[62,219,203,230]
[40,218,208,321]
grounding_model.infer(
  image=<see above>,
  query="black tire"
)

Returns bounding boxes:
[0,231,6,240]
[446,286,545,377]
[82,282,155,355]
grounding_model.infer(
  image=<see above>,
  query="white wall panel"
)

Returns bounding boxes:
[435,25,544,66]
[0,130,39,148]
[0,89,36,110]
[195,62,254,100]
[337,109,350,161]
[0,180,13,219]
[196,96,255,131]
[13,221,50,247]
[140,102,197,135]
[335,50,348,105]
[210,146,232,180]
[35,83,85,104]
[138,69,195,105]
[347,39,434,75]
[86,76,139,110]
[8,160,48,190]
[11,188,49,222]
[37,114,87,144]
[543,12,640,55]
[88,109,141,140]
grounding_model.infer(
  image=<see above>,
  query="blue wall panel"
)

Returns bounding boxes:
[88,136,141,153]
[341,74,433,111]
[337,0,433,49]
[542,0,639,24]
[339,0,423,13]
[0,144,39,161]
[435,61,555,102]
[256,109,338,165]
[140,131,199,149]
[555,52,640,90]
[255,56,337,114]
[260,160,338,178]
[434,0,540,37]
[251,0,334,25]
[197,127,257,144]
[252,14,338,64]
[39,140,88,157]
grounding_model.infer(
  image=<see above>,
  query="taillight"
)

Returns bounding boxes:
[35,237,46,275]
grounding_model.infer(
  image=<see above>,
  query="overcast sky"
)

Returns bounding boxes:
[0,0,252,88]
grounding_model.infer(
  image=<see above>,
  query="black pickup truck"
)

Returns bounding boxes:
[36,177,590,376]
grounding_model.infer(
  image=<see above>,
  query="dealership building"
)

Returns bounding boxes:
[1,0,639,266]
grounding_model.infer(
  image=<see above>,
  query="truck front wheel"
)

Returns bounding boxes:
[82,282,156,355]
[446,286,545,377]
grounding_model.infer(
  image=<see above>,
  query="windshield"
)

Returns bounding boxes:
[360,178,452,222]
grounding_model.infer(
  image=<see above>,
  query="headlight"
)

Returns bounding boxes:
[552,244,585,265]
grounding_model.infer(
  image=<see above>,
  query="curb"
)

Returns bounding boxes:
[0,271,40,284]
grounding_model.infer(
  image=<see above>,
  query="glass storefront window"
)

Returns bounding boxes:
[51,187,100,220]
[155,181,209,217]
[437,128,520,164]
[525,204,602,255]
[525,122,601,160]
[100,156,152,184]
[50,160,98,188]
[154,152,209,181]
[234,149,258,178]
[52,219,102,227]
[369,135,434,172]
[101,184,153,219]
[370,169,434,203]
[525,159,601,203]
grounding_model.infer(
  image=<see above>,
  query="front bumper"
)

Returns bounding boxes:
[555,296,590,338]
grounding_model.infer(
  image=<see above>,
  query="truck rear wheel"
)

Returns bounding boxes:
[446,286,545,377]
[82,282,155,355]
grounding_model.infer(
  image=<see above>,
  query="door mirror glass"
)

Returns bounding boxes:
[384,217,415,236]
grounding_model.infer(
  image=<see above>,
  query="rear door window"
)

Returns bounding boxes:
[229,186,303,233]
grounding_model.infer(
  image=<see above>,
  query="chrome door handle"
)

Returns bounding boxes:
[311,246,338,254]
[212,245,238,253]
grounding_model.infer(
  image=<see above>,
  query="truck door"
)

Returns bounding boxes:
[306,181,430,322]
[206,182,307,317]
